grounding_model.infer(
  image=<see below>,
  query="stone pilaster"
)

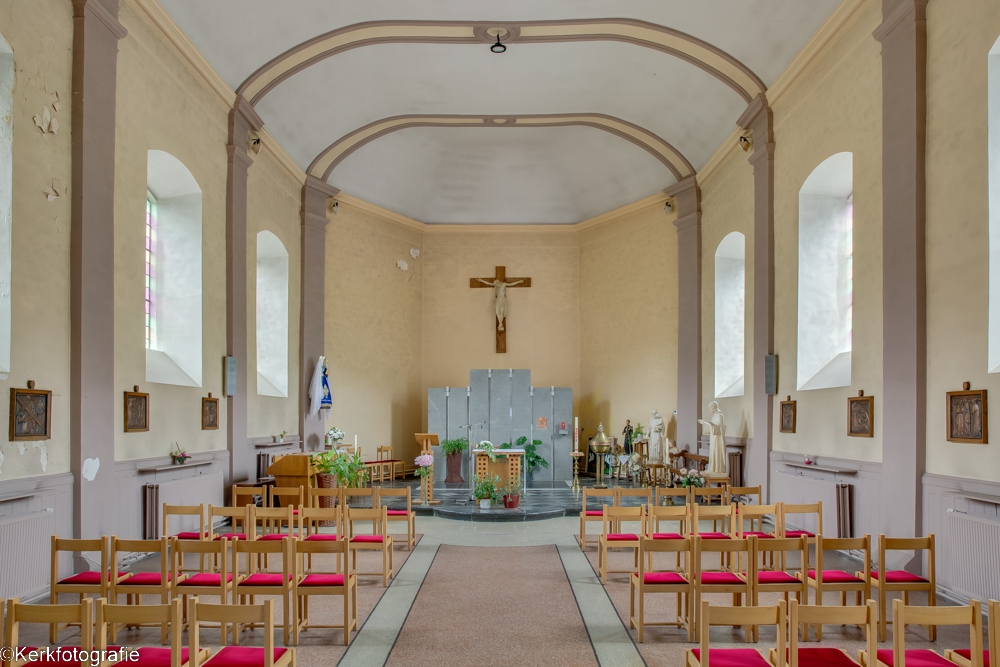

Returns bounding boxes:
[300,177,337,450]
[70,0,127,541]
[874,0,927,542]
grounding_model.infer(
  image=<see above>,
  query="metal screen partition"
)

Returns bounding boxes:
[0,509,54,599]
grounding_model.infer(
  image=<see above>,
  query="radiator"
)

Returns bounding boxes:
[142,472,224,539]
[257,453,272,480]
[0,509,54,599]
[727,451,744,487]
[772,471,853,537]
[836,483,854,538]
[944,511,1000,602]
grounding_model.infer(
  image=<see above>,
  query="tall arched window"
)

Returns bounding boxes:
[988,36,1000,372]
[0,31,13,381]
[256,231,289,397]
[145,150,203,387]
[797,152,853,390]
[715,232,745,397]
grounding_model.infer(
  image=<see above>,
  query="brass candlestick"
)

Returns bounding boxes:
[571,451,583,491]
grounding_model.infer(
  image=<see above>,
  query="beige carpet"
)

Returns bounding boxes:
[385,545,598,667]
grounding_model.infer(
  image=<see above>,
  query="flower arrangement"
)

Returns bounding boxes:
[677,468,705,488]
[414,453,434,478]
[170,443,191,465]
[478,440,499,462]
[326,427,346,445]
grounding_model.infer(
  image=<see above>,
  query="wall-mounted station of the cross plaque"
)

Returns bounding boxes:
[469,266,531,353]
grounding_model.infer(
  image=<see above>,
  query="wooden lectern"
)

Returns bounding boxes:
[266,454,316,507]
[414,433,441,505]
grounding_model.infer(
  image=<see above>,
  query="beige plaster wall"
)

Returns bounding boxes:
[421,229,581,426]
[247,148,302,440]
[325,202,424,464]
[924,1,1000,482]
[768,0,883,462]
[700,150,756,441]
[578,204,677,445]
[0,0,73,480]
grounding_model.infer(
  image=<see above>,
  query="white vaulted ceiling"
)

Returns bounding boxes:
[157,0,842,224]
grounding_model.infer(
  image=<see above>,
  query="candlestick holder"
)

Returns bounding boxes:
[570,451,584,491]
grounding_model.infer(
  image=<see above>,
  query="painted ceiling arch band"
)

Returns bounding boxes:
[238,18,766,105]
[307,113,695,183]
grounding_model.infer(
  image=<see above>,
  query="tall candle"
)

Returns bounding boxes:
[574,417,579,451]
[354,434,357,447]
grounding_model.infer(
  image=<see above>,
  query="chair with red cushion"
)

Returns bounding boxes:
[579,487,616,551]
[617,487,653,509]
[307,487,342,510]
[630,536,694,642]
[96,598,208,667]
[188,600,295,667]
[774,599,875,667]
[171,538,232,634]
[5,598,93,667]
[49,535,126,642]
[692,503,736,540]
[861,600,983,667]
[378,446,404,481]
[292,533,357,645]
[208,505,251,542]
[780,502,823,541]
[806,535,871,641]
[726,485,762,508]
[692,486,728,532]
[751,536,808,641]
[692,535,756,634]
[643,505,689,572]
[110,536,175,644]
[685,600,787,667]
[378,486,416,550]
[232,537,296,645]
[297,506,344,573]
[859,533,937,642]
[945,599,996,667]
[346,507,394,587]
[598,504,645,584]
[163,504,207,542]
[252,506,297,543]
[738,503,780,540]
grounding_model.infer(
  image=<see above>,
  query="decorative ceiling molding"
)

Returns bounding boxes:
[237,18,766,105]
[308,113,695,183]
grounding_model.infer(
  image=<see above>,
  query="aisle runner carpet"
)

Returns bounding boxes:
[385,545,598,667]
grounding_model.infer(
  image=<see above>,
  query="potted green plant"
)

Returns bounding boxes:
[313,450,369,491]
[440,437,469,484]
[473,473,501,510]
[502,475,522,509]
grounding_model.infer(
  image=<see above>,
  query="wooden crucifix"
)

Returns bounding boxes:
[470,266,531,353]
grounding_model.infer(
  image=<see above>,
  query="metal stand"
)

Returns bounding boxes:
[571,452,583,491]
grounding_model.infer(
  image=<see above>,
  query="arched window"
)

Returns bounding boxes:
[797,152,853,390]
[715,232,745,397]
[988,36,1000,372]
[144,150,202,387]
[256,231,289,397]
[0,32,13,380]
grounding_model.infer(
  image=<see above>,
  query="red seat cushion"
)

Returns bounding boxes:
[119,572,170,586]
[584,510,603,516]
[742,531,774,538]
[701,572,744,585]
[875,649,955,667]
[807,569,864,584]
[58,571,126,585]
[785,529,815,538]
[351,535,385,543]
[240,573,291,586]
[214,533,246,541]
[871,569,928,583]
[304,533,341,541]
[690,648,769,667]
[606,533,639,541]
[175,532,207,540]
[132,648,192,667]
[786,647,860,667]
[650,532,684,540]
[386,510,410,516]
[178,573,233,586]
[259,533,298,540]
[204,646,288,667]
[757,571,800,584]
[640,571,687,585]
[698,532,732,540]
[952,650,990,667]
[299,573,346,586]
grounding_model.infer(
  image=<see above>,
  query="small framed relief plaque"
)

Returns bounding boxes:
[125,385,150,433]
[202,393,220,430]
[779,396,796,434]
[946,382,987,444]
[9,381,52,441]
[848,390,874,438]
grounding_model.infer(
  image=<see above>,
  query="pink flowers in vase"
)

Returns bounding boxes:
[414,453,434,478]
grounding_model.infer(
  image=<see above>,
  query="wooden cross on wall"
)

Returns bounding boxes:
[469,266,531,353]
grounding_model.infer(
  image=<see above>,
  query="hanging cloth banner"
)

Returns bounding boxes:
[320,361,332,410]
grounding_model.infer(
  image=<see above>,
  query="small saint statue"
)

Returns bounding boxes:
[475,276,525,331]
[622,420,633,455]
[648,410,665,463]
[698,401,728,475]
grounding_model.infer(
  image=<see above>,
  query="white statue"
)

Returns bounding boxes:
[476,277,524,331]
[698,401,728,475]
[648,409,665,463]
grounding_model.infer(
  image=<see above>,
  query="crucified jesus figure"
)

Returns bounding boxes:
[476,277,524,331]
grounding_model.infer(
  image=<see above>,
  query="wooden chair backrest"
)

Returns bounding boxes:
[692,486,726,503]
[737,503,779,536]
[208,504,250,537]
[232,535,294,578]
[5,598,94,654]
[637,536,692,575]
[51,535,106,585]
[815,534,870,578]
[112,536,170,563]
[879,533,935,581]
[727,485,762,505]
[377,446,393,460]
[293,532,349,558]
[692,503,736,536]
[789,599,875,667]
[268,486,304,509]
[645,505,689,536]
[582,487,615,510]
[190,600,275,653]
[308,487,343,508]
[347,506,388,537]
[617,487,652,506]
[989,599,1000,662]
[378,486,412,511]
[162,503,205,539]
[252,505,295,536]
[781,502,822,536]
[656,486,691,506]
[698,600,785,667]
[893,600,982,667]
[601,504,644,535]
[755,536,808,575]
[343,487,379,507]
[231,484,269,507]
[298,507,342,538]
[97,599,182,661]
[694,535,755,572]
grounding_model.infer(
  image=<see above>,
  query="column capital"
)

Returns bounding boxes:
[302,176,338,230]
[873,0,928,44]
[664,175,701,220]
[73,0,127,42]
[737,94,774,157]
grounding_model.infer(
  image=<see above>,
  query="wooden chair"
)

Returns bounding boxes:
[617,487,653,509]
[693,487,728,531]
[862,533,937,642]
[597,504,644,584]
[96,598,207,667]
[752,536,808,641]
[378,446,404,481]
[232,538,296,645]
[298,507,344,573]
[691,503,736,539]
[692,535,756,634]
[5,598,93,666]
[630,536,694,642]
[49,535,125,642]
[292,534,357,645]
[232,484,269,508]
[171,539,232,633]
[862,601,983,667]
[727,485,762,506]
[945,598,997,667]
[253,506,297,541]
[685,600,786,667]
[779,599,876,667]
[738,503,779,540]
[807,535,871,641]
[643,505,689,572]
[208,505,251,541]
[308,487,342,509]
[780,502,822,539]
[109,536,174,644]
[342,487,379,508]
[362,449,385,484]
[579,487,616,550]
[656,486,691,507]
[378,486,416,550]
[268,486,305,512]
[346,507,394,587]
[188,600,296,667]
[163,504,207,540]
